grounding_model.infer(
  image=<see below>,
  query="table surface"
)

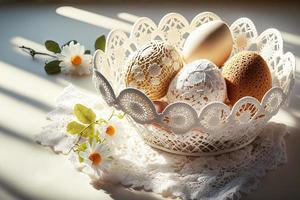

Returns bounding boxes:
[0,1,300,200]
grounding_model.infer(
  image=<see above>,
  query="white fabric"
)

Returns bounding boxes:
[35,85,288,200]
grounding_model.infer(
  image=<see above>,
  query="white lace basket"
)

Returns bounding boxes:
[92,12,295,156]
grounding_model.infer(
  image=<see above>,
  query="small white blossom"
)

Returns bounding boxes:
[58,41,92,75]
[80,141,112,176]
[99,118,124,145]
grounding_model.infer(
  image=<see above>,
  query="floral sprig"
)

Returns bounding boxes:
[19,35,106,75]
[66,104,125,174]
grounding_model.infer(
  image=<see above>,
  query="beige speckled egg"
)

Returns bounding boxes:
[167,59,227,112]
[222,51,272,105]
[182,20,233,67]
[125,41,183,100]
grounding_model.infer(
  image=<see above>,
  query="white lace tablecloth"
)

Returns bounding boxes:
[36,85,288,200]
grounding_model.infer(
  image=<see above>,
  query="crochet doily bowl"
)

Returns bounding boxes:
[92,12,295,156]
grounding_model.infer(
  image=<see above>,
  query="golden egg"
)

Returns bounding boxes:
[222,51,272,105]
[125,41,183,100]
[182,20,233,67]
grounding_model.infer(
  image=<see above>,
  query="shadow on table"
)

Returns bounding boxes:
[0,175,39,200]
[93,182,165,200]
[0,85,53,112]
[0,125,36,145]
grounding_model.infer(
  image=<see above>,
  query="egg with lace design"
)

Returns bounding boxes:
[125,41,184,100]
[167,59,227,113]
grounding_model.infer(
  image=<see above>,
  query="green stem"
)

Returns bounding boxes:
[66,118,108,154]
[66,110,117,154]
[67,120,99,154]
[108,110,115,121]
[19,45,57,59]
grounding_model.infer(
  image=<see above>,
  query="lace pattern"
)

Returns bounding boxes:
[36,86,288,200]
[93,12,295,156]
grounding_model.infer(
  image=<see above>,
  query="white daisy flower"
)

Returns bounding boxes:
[79,141,112,176]
[99,118,124,145]
[58,41,92,75]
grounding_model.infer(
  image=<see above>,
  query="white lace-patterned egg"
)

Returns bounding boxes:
[125,41,183,100]
[167,59,227,112]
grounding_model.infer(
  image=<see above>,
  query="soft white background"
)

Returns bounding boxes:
[0,1,299,200]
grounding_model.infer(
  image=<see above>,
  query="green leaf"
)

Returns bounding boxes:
[88,136,93,146]
[76,142,87,152]
[61,40,78,48]
[67,120,94,138]
[67,121,86,134]
[107,156,113,160]
[81,125,95,138]
[74,104,96,124]
[116,112,125,119]
[94,35,105,51]
[84,50,91,54]
[78,155,84,163]
[44,60,61,75]
[95,130,102,143]
[45,40,61,53]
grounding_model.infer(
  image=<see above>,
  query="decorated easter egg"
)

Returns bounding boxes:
[182,20,233,67]
[222,51,272,105]
[167,59,227,112]
[125,41,183,100]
